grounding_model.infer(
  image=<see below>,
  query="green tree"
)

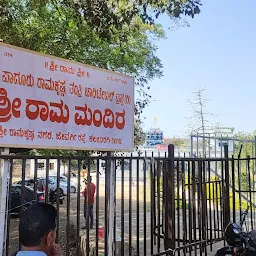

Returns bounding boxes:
[233,132,256,190]
[0,0,160,154]
[0,0,201,40]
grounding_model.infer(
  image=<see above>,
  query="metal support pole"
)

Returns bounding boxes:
[190,135,194,157]
[224,145,230,228]
[164,144,175,250]
[0,148,9,255]
[107,152,115,256]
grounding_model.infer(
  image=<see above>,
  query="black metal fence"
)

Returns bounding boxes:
[2,145,256,255]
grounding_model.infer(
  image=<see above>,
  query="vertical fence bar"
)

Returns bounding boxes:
[247,156,253,229]
[129,156,132,256]
[45,159,49,203]
[86,159,91,256]
[150,154,154,255]
[121,159,125,256]
[95,159,100,256]
[143,156,147,256]
[231,156,236,223]
[156,159,160,253]
[20,158,26,216]
[113,159,116,256]
[215,179,220,239]
[176,160,180,256]
[56,158,60,243]
[237,158,242,221]
[220,159,224,234]
[224,145,230,229]
[66,159,71,256]
[187,159,192,256]
[5,158,13,256]
[181,159,187,255]
[197,160,202,256]
[76,159,81,256]
[136,158,140,255]
[202,160,207,256]
[33,158,38,201]
[162,153,167,239]
[164,144,175,250]
[191,159,197,254]
[207,160,213,251]
[105,156,109,256]
[153,156,156,247]
[212,180,217,240]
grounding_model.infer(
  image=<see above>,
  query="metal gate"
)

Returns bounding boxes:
[2,145,256,255]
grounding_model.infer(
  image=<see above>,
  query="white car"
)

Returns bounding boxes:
[40,177,68,195]
[49,175,78,193]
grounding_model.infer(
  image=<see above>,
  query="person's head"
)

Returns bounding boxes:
[19,203,57,253]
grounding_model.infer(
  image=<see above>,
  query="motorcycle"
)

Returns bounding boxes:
[49,188,64,205]
[215,207,256,255]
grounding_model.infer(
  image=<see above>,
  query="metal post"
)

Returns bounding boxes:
[224,145,230,228]
[0,148,9,255]
[190,135,194,157]
[107,152,115,256]
[164,144,175,250]
[254,136,256,158]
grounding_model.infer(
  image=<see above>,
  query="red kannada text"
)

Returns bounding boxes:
[85,87,115,102]
[44,61,90,78]
[69,82,82,97]
[3,52,13,58]
[0,88,127,130]
[75,104,125,130]
[26,99,69,123]
[10,128,35,141]
[89,135,122,144]
[107,76,127,85]
[2,71,34,87]
[38,130,53,140]
[37,77,66,97]
[0,88,21,122]
[0,125,7,137]
[116,93,131,106]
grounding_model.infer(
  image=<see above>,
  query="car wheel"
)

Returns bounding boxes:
[70,186,76,193]
[60,199,64,205]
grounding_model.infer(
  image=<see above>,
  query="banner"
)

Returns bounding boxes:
[0,43,134,151]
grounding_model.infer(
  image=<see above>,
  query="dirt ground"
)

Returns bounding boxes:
[7,179,222,256]
[8,180,150,255]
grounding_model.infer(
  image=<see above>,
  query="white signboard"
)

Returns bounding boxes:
[0,43,134,151]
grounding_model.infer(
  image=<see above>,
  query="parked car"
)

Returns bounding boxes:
[10,184,45,215]
[49,175,78,193]
[13,178,44,191]
[40,177,68,195]
[13,178,65,204]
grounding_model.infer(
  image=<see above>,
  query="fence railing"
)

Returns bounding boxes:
[2,145,256,255]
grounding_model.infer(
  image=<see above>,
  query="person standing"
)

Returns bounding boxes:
[82,176,96,229]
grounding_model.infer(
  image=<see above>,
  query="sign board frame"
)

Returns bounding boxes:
[0,43,135,152]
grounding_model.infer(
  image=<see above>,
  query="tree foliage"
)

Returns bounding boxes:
[0,0,201,40]
[0,0,172,154]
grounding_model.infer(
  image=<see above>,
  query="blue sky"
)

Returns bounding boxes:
[142,0,256,137]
